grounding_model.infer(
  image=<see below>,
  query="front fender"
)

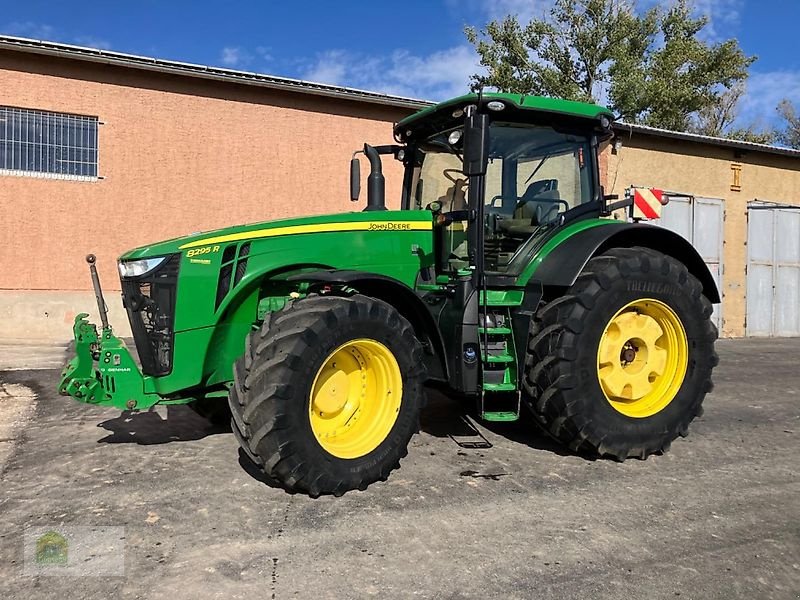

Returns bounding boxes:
[530,222,721,303]
[287,270,449,381]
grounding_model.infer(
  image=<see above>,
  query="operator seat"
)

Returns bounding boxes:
[497,189,562,237]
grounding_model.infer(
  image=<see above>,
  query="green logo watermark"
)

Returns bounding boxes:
[24,526,125,576]
[34,531,68,566]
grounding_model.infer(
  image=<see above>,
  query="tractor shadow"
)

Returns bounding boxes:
[420,385,584,459]
[236,449,295,493]
[96,405,230,445]
[93,386,582,460]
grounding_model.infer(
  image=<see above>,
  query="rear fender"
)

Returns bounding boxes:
[530,223,721,303]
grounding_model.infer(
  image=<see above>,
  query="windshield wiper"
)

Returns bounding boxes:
[524,153,550,185]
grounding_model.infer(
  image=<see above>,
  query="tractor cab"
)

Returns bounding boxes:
[394,93,614,278]
[346,95,623,419]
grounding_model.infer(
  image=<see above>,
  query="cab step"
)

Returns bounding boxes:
[479,390,521,422]
[481,411,520,422]
[478,326,512,335]
[484,352,514,364]
[482,382,516,392]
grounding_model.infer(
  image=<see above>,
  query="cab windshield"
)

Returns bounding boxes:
[410,123,595,273]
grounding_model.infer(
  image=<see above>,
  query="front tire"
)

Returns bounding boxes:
[523,247,718,460]
[228,294,426,496]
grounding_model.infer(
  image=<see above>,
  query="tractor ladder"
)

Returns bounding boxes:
[478,292,521,422]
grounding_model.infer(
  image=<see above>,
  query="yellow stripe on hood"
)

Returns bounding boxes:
[179,220,432,249]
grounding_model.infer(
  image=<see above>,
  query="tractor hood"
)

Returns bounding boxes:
[119,210,433,261]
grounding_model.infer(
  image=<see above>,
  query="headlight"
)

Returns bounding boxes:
[118,257,167,278]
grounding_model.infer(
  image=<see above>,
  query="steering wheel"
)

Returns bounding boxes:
[443,168,466,185]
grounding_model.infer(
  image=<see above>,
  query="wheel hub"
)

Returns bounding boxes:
[597,299,688,418]
[312,366,353,415]
[309,339,402,459]
[620,345,637,364]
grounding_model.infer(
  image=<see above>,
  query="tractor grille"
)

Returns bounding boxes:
[215,242,250,310]
[121,254,180,376]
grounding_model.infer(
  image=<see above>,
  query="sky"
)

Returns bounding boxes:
[3,0,800,129]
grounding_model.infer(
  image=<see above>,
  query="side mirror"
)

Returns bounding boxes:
[462,112,490,176]
[350,157,361,202]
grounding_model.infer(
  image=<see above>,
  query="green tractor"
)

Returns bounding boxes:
[60,93,718,496]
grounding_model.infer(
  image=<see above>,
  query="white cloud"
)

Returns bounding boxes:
[301,45,483,100]
[446,0,552,23]
[482,0,553,22]
[73,35,111,50]
[738,70,800,127]
[303,49,349,86]
[3,22,111,49]
[692,0,744,41]
[2,21,55,39]
[219,46,253,68]
[255,46,273,62]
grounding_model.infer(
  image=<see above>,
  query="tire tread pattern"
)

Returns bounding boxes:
[228,293,425,497]
[522,247,719,460]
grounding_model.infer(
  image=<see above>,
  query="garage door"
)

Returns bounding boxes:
[746,204,800,337]
[655,196,724,330]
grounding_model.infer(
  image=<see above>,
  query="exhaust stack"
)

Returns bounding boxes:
[363,143,386,211]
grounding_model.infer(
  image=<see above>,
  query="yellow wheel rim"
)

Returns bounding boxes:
[597,298,688,418]
[309,339,403,459]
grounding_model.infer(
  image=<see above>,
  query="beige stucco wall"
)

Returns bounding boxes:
[604,135,800,337]
[0,51,412,340]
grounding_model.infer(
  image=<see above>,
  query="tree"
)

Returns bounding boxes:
[466,0,755,132]
[692,82,776,145]
[692,82,744,137]
[465,0,650,102]
[776,100,800,149]
[723,126,777,146]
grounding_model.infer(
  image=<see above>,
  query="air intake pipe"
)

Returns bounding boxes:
[363,143,386,211]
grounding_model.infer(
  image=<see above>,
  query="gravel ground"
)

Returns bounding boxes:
[0,338,798,599]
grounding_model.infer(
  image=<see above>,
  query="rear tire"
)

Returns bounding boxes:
[228,294,426,496]
[522,247,718,460]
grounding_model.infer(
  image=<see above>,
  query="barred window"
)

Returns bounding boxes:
[0,106,99,179]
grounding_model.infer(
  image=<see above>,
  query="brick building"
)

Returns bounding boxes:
[1,35,798,339]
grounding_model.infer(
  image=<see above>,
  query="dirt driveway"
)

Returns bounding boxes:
[0,338,798,599]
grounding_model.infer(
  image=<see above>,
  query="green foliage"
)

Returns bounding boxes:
[466,0,642,102]
[691,82,776,145]
[724,127,777,146]
[776,100,800,149]
[466,0,755,132]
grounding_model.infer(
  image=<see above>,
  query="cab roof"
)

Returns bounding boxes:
[395,93,614,141]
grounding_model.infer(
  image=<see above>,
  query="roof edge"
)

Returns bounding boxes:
[614,121,800,159]
[0,35,433,111]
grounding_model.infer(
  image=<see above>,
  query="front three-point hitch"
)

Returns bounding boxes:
[58,255,160,411]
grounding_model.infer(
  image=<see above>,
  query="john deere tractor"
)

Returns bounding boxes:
[60,93,718,496]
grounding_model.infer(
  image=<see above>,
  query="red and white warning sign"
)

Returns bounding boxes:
[631,187,668,220]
